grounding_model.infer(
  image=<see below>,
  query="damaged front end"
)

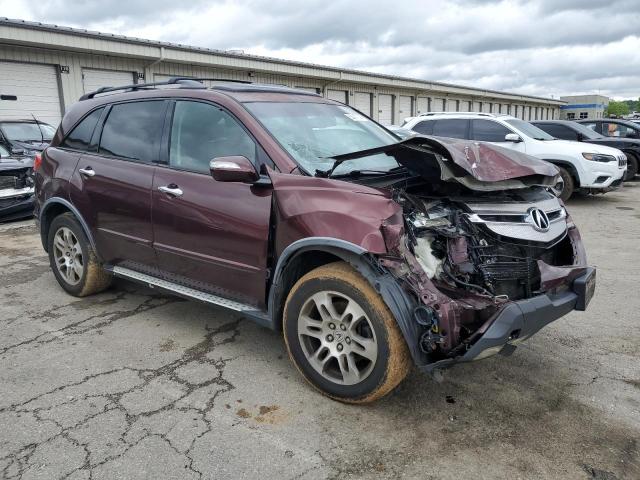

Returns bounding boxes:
[340,137,596,371]
[0,155,35,223]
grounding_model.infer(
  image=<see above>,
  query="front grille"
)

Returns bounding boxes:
[0,176,17,190]
[618,155,627,168]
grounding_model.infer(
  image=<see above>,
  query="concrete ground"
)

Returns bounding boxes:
[0,184,639,480]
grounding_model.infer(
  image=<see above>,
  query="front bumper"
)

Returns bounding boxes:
[0,193,35,223]
[421,267,595,372]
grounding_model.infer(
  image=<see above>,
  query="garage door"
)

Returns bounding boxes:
[82,69,135,94]
[353,92,372,117]
[416,97,429,115]
[378,94,393,125]
[398,96,412,120]
[295,86,320,94]
[433,98,445,112]
[327,89,347,104]
[0,61,62,126]
[472,101,481,112]
[458,100,470,112]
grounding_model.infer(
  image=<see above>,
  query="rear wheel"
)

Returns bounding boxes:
[556,166,575,201]
[48,213,112,297]
[283,262,411,403]
[624,153,638,180]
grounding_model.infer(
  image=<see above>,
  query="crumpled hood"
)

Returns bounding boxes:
[0,155,33,172]
[332,135,559,189]
[9,140,49,152]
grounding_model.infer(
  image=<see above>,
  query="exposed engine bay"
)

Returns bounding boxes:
[383,183,583,362]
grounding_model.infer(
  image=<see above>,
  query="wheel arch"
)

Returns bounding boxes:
[40,198,97,257]
[541,159,580,185]
[268,238,423,365]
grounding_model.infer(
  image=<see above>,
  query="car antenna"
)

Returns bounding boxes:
[30,113,44,144]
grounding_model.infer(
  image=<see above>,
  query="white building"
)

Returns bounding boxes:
[559,94,609,120]
[0,17,566,127]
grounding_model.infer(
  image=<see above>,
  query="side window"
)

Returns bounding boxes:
[169,101,257,174]
[582,122,597,132]
[471,119,511,142]
[98,101,166,162]
[412,120,434,135]
[432,119,469,139]
[537,124,576,140]
[61,108,103,151]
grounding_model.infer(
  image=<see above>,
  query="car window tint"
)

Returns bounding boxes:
[536,123,577,140]
[471,120,511,142]
[604,122,636,138]
[582,122,597,132]
[169,101,257,174]
[61,108,103,151]
[98,101,165,162]
[432,119,468,139]
[412,120,434,135]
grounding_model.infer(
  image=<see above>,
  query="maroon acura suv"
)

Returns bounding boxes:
[35,78,595,403]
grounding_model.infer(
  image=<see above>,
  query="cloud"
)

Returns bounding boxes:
[1,0,639,99]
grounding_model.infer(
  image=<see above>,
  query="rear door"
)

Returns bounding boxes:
[70,100,167,269]
[152,100,272,306]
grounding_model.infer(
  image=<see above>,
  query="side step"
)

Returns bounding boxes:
[111,266,273,328]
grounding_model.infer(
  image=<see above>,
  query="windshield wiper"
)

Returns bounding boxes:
[329,166,407,179]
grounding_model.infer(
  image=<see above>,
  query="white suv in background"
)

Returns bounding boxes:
[402,113,627,200]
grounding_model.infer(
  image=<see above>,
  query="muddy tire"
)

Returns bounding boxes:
[283,261,411,403]
[47,213,112,297]
[624,153,638,180]
[557,166,575,202]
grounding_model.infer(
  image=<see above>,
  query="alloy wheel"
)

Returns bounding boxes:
[297,291,378,385]
[52,226,84,286]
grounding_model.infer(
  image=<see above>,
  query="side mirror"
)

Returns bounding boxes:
[626,131,639,139]
[210,156,260,183]
[504,133,522,143]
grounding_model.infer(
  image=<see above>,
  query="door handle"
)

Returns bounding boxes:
[158,185,183,197]
[78,167,95,177]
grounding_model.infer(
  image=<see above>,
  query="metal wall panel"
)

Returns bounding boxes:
[82,68,134,94]
[416,96,429,114]
[398,95,412,121]
[0,61,62,125]
[377,93,393,125]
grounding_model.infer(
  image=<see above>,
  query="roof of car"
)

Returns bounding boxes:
[531,120,575,125]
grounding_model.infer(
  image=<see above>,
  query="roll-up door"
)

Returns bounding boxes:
[398,95,413,120]
[416,97,430,115]
[0,61,62,126]
[327,89,348,104]
[295,87,320,94]
[353,92,372,117]
[378,94,393,125]
[82,69,135,94]
[472,101,481,112]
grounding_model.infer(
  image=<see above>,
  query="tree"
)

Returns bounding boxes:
[606,101,630,117]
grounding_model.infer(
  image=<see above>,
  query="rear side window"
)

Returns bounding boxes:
[536,124,577,140]
[61,108,103,151]
[98,101,166,162]
[412,120,434,135]
[169,101,257,174]
[471,120,511,142]
[432,119,469,139]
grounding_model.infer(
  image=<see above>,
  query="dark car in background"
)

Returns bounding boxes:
[0,143,35,222]
[533,120,639,180]
[35,79,595,403]
[0,119,56,157]
[578,118,640,141]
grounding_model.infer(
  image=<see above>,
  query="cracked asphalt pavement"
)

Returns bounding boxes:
[1,183,639,480]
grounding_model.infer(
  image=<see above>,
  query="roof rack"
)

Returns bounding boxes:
[79,77,256,101]
[416,111,496,117]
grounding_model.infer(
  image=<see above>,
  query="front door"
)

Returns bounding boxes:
[152,100,272,307]
[70,100,167,269]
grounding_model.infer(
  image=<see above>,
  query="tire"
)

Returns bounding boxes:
[624,153,638,180]
[283,261,411,403]
[47,213,112,297]
[556,166,575,202]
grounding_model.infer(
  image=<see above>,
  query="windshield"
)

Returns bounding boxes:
[505,119,555,141]
[570,122,604,139]
[1,122,55,142]
[245,102,400,175]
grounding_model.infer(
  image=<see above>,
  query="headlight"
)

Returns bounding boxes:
[582,152,616,163]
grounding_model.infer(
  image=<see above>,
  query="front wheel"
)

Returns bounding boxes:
[556,166,575,202]
[283,262,411,403]
[624,153,638,180]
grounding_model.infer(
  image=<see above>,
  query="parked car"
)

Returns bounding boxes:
[386,125,414,139]
[0,144,35,222]
[0,119,56,157]
[532,120,639,180]
[578,118,640,142]
[35,79,595,403]
[403,113,627,200]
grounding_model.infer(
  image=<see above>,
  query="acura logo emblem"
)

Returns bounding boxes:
[528,208,550,232]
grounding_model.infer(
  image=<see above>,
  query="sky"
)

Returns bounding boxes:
[2,0,639,100]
